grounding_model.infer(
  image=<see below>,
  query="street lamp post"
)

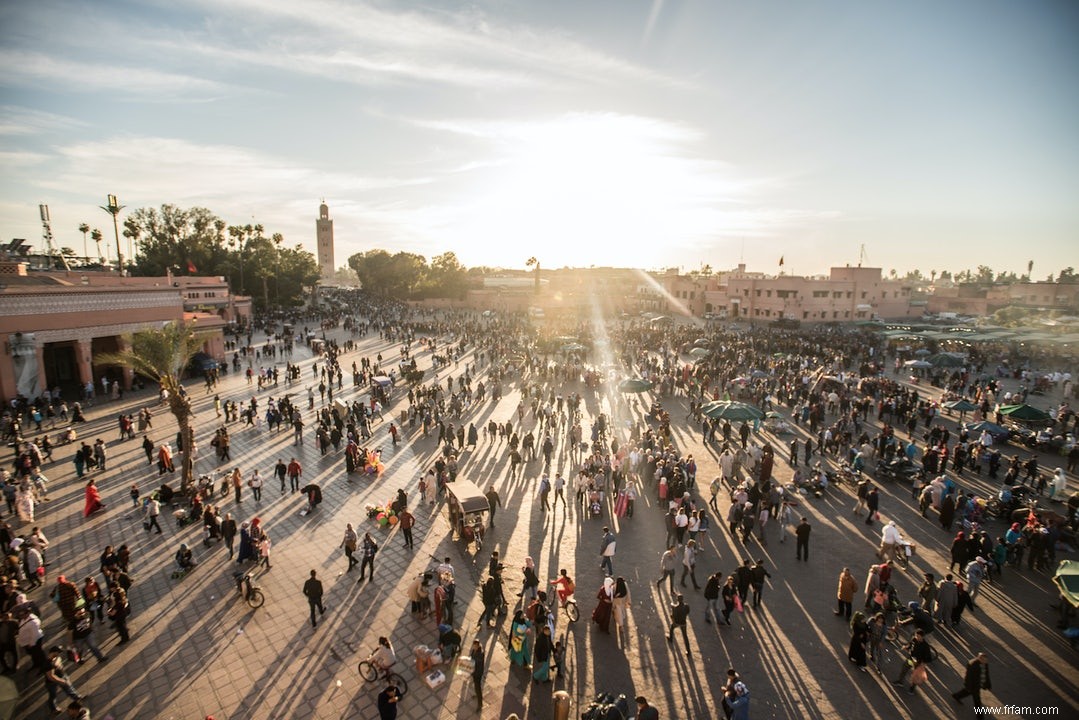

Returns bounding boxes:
[100,194,125,275]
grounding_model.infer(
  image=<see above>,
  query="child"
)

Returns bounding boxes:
[129,484,140,510]
[551,639,566,678]
[258,534,272,570]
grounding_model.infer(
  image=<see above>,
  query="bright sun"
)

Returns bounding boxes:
[448,113,740,268]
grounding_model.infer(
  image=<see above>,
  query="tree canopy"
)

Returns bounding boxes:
[347,249,470,299]
[125,204,319,308]
[96,322,207,490]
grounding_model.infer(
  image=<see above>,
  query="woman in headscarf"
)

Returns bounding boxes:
[508,609,532,667]
[236,521,255,563]
[521,557,539,601]
[53,575,81,625]
[15,480,34,523]
[592,577,614,633]
[611,577,631,638]
[847,610,869,671]
[83,478,104,517]
[532,624,553,683]
[948,531,968,573]
[1051,468,1067,500]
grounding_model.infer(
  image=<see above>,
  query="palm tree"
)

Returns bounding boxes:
[272,233,284,305]
[90,228,104,263]
[78,223,90,260]
[97,322,207,492]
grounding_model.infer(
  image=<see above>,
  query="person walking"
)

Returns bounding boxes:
[485,485,502,527]
[358,532,379,582]
[221,512,237,559]
[303,569,326,628]
[795,517,811,561]
[667,592,691,657]
[704,571,723,624]
[469,639,485,712]
[611,577,631,638]
[249,470,263,502]
[599,527,616,575]
[952,652,992,707]
[749,559,771,608]
[721,575,738,625]
[657,546,678,593]
[145,495,163,535]
[43,645,83,712]
[964,557,987,607]
[553,473,567,509]
[341,523,359,571]
[865,486,879,526]
[835,567,857,620]
[398,508,415,549]
[680,540,701,590]
[893,628,934,694]
[538,474,551,512]
[231,468,243,504]
[287,457,302,493]
[275,458,287,493]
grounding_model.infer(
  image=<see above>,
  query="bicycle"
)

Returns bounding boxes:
[357,654,409,696]
[233,571,265,608]
[549,593,579,623]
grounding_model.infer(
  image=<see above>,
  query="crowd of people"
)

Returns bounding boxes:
[0,286,1076,718]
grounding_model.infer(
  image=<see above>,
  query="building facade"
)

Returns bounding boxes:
[0,261,230,404]
[724,266,919,322]
[316,201,335,281]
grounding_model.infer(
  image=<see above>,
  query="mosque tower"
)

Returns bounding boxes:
[316,200,334,281]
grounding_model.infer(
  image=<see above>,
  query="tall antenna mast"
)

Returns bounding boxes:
[858,244,868,268]
[40,204,71,271]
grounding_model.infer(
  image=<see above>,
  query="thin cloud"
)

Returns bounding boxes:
[162,0,688,91]
[0,106,87,136]
[0,50,228,98]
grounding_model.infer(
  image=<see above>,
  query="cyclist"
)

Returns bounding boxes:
[549,568,575,606]
[371,636,397,675]
[897,601,934,636]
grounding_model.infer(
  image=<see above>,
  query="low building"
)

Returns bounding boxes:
[927,281,1079,316]
[0,260,236,404]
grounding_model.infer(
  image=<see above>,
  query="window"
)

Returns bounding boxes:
[766,290,772,298]
[846,291,852,299]
[803,311,809,319]
[755,290,762,297]
[833,291,842,299]
[813,290,828,298]
[861,291,867,299]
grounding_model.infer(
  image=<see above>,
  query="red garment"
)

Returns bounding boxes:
[83,483,103,517]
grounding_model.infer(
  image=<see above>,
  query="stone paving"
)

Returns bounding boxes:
[6,323,1079,720]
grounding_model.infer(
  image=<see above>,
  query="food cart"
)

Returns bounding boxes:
[445,479,488,550]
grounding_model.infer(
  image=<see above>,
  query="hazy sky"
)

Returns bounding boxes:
[1,0,1077,277]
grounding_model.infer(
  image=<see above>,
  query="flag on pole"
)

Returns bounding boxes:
[778,256,784,267]
[186,260,198,273]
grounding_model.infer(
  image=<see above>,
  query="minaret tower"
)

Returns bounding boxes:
[316,200,334,281]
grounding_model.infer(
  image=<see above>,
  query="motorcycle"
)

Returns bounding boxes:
[233,571,265,608]
[875,458,922,483]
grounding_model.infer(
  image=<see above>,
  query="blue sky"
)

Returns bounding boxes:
[1,0,1076,277]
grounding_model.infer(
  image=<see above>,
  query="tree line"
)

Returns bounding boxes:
[105,204,320,309]
[346,249,471,299]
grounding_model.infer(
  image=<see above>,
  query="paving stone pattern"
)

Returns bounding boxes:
[7,325,1078,720]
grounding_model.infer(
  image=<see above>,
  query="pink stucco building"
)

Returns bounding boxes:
[0,260,249,404]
